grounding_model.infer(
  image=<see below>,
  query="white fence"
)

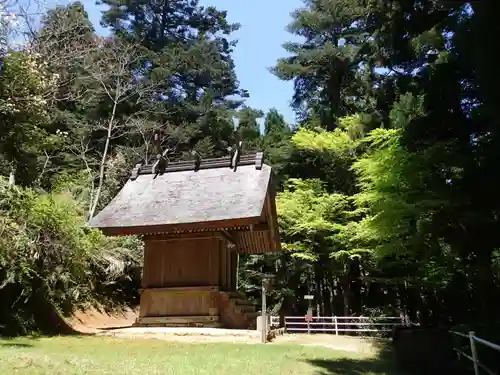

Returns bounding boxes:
[279,316,404,334]
[270,315,280,328]
[451,330,500,375]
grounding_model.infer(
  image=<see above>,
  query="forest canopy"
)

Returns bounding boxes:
[1,0,499,337]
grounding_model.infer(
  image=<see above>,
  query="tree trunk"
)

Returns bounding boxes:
[89,101,117,219]
[342,275,351,316]
[8,169,15,187]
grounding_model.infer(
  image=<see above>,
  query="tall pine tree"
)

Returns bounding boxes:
[100,0,247,157]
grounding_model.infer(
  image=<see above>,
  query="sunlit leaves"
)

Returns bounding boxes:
[277,116,365,264]
[0,176,142,333]
[0,51,57,117]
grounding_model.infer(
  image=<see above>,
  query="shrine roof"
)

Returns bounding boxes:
[88,153,279,247]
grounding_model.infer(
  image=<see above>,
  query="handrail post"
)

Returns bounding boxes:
[469,331,479,375]
[334,316,338,335]
[261,281,267,344]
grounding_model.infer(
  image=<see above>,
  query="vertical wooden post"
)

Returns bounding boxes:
[261,281,267,344]
[235,254,239,290]
[226,248,230,290]
[334,316,338,335]
[469,331,479,375]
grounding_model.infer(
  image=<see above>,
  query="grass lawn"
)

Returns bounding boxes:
[0,336,401,375]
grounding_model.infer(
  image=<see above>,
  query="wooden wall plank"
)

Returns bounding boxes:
[142,238,221,288]
[139,287,219,317]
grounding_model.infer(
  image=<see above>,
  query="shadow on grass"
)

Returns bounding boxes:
[0,342,35,348]
[308,359,397,375]
[307,339,402,375]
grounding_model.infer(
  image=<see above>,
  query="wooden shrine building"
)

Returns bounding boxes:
[88,152,281,329]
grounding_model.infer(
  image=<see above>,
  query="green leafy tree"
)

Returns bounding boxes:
[0,177,142,335]
[100,0,247,157]
[261,108,293,186]
[235,106,263,151]
[273,0,374,128]
[264,108,288,137]
[0,51,62,186]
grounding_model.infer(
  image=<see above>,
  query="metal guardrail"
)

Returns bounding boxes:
[451,330,500,375]
[280,315,404,334]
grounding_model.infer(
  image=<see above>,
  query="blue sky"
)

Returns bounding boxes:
[84,0,303,125]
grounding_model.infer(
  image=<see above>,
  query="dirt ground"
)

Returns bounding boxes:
[67,308,260,342]
[68,307,139,333]
[66,309,382,352]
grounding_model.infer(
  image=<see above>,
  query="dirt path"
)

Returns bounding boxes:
[67,307,138,333]
[66,309,382,351]
[66,308,261,343]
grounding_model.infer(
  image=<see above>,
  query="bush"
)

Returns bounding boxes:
[0,178,142,335]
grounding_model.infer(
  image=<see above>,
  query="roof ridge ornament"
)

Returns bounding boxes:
[151,132,178,178]
[255,152,263,170]
[230,140,242,171]
[191,150,202,171]
[152,148,171,179]
[130,163,143,181]
[129,131,262,177]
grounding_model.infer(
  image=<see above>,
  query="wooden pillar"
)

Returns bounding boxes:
[226,247,231,290]
[230,251,238,291]
[219,242,227,290]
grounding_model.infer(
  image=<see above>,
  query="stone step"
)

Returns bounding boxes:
[228,291,246,299]
[135,315,220,328]
[236,304,256,313]
[138,322,223,328]
[244,311,260,320]
[233,298,258,306]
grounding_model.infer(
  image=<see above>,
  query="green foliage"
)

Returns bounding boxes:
[264,108,288,138]
[292,126,356,159]
[262,0,500,326]
[0,52,55,117]
[99,0,246,157]
[280,117,376,260]
[279,117,363,196]
[0,51,62,186]
[278,178,345,260]
[257,116,385,317]
[273,0,377,127]
[0,178,142,334]
[236,106,264,151]
[1,0,499,333]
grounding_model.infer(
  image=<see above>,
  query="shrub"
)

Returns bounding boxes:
[0,177,142,335]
